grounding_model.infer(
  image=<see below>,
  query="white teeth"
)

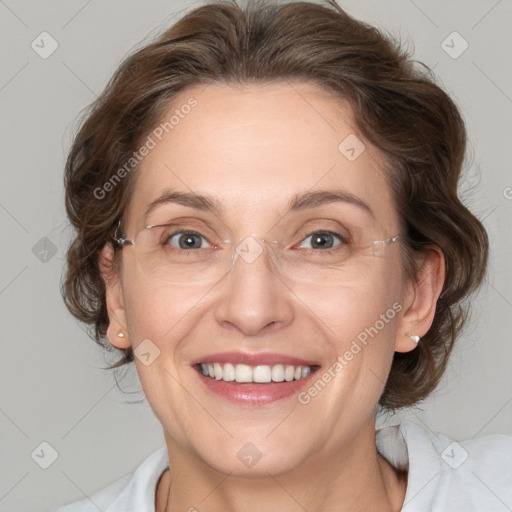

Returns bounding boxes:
[271,364,285,382]
[235,364,253,383]
[223,362,235,381]
[199,362,315,383]
[253,365,271,383]
[285,365,295,382]
[213,362,223,380]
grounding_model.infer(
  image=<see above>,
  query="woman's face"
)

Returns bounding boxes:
[106,81,415,475]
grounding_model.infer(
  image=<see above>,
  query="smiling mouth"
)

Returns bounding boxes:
[194,363,320,384]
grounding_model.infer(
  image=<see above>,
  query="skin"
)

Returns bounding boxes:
[100,81,445,512]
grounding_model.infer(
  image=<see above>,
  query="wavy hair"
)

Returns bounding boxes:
[62,0,488,410]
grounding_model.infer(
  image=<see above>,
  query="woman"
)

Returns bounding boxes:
[55,0,512,510]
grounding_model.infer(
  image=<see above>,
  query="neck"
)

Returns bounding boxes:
[157,418,407,512]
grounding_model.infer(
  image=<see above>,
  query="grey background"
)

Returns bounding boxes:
[0,0,511,510]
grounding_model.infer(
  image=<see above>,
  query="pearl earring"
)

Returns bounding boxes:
[406,333,420,344]
[117,331,125,338]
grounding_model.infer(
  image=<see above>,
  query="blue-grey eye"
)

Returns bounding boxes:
[168,231,210,250]
[299,231,343,250]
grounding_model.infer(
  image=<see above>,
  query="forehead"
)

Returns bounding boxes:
[125,81,398,230]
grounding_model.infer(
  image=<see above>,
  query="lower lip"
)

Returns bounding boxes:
[194,368,318,405]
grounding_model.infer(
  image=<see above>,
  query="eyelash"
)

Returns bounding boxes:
[162,228,347,254]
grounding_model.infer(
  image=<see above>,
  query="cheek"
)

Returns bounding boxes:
[303,260,403,392]
[119,251,208,341]
[122,280,203,344]
[120,280,208,443]
[297,258,403,335]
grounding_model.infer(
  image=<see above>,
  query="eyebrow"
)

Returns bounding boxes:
[144,188,374,220]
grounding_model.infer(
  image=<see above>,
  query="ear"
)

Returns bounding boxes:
[395,246,445,353]
[99,242,130,349]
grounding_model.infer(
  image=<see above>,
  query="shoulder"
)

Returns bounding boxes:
[377,420,512,511]
[51,446,169,512]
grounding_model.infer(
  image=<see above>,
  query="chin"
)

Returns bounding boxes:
[192,436,313,478]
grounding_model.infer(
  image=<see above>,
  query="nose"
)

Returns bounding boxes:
[213,237,294,336]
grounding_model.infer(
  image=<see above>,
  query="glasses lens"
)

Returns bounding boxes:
[131,224,398,285]
[266,230,396,284]
[134,225,230,285]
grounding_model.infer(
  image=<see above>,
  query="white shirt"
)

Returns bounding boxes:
[52,421,512,511]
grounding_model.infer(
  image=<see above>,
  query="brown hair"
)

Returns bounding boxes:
[62,0,488,411]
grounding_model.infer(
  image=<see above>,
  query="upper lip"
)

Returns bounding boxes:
[191,351,320,367]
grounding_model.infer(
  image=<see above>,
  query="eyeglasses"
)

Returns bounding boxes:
[113,218,400,286]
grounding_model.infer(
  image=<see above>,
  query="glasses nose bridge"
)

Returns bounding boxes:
[228,234,283,270]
